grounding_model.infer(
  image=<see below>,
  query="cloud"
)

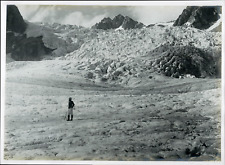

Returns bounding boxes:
[17,5,39,20]
[128,6,186,25]
[31,6,57,23]
[17,5,108,27]
[17,5,186,27]
[61,11,106,27]
[17,5,56,23]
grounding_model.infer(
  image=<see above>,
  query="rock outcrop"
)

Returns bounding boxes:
[6,5,53,61]
[7,5,27,33]
[173,6,221,30]
[7,32,53,61]
[112,14,125,28]
[92,14,144,30]
[122,16,144,29]
[93,17,113,30]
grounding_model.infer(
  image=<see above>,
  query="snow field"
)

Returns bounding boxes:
[4,60,221,160]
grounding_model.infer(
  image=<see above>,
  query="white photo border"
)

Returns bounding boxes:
[1,1,224,165]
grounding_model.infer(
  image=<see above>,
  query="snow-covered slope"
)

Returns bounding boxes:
[52,24,221,84]
[4,58,221,161]
[64,25,221,61]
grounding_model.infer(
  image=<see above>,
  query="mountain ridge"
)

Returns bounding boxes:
[92,14,144,30]
[174,6,221,31]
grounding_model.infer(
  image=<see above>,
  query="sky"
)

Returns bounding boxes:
[17,5,186,27]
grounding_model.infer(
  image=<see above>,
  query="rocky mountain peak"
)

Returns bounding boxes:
[173,6,221,30]
[114,14,125,20]
[7,5,27,33]
[122,16,144,29]
[112,14,125,28]
[102,17,112,23]
[92,17,113,30]
[92,14,144,30]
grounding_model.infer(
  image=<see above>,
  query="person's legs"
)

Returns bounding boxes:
[67,108,73,121]
[67,115,70,121]
[71,108,73,121]
[67,108,71,121]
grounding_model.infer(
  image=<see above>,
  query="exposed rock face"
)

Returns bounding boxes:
[6,5,53,61]
[92,14,144,30]
[173,7,197,27]
[174,6,221,30]
[7,32,53,61]
[93,17,113,30]
[112,14,125,28]
[7,5,27,33]
[122,16,144,29]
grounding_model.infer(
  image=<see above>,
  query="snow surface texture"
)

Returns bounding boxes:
[21,22,221,83]
[4,21,221,161]
[5,60,221,160]
[25,22,221,60]
[59,24,221,82]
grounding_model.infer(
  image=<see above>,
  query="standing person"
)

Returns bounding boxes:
[67,97,75,121]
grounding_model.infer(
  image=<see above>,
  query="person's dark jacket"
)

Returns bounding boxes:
[68,100,75,109]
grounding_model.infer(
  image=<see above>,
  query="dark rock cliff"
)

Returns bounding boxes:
[6,5,53,61]
[6,32,53,61]
[173,6,221,30]
[7,5,27,33]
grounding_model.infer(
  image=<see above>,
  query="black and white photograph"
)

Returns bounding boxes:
[1,0,224,164]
